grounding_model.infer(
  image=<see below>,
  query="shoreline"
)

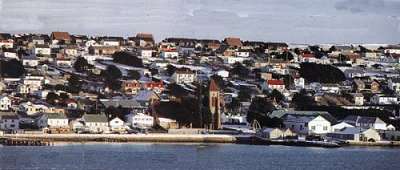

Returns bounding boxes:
[2,134,400,147]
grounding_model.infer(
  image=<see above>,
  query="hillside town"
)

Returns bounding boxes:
[1,32,400,144]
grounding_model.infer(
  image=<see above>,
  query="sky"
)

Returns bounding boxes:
[0,0,399,44]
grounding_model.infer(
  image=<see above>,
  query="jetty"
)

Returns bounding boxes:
[0,137,53,146]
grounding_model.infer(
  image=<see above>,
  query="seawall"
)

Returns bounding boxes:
[2,134,238,143]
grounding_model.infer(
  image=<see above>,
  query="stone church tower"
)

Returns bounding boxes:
[209,79,221,130]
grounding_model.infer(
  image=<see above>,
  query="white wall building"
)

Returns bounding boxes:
[0,96,11,111]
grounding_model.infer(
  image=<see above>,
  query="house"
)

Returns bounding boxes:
[18,113,48,129]
[127,113,154,128]
[272,110,336,135]
[109,117,126,131]
[47,113,69,128]
[224,37,242,48]
[134,90,160,107]
[51,32,71,45]
[0,112,19,131]
[90,46,121,55]
[83,114,109,133]
[331,122,354,132]
[294,77,305,89]
[160,49,179,59]
[170,68,197,84]
[157,117,178,129]
[0,96,11,111]
[216,70,229,79]
[370,94,398,105]
[22,56,40,67]
[343,115,388,130]
[70,120,86,132]
[138,48,154,58]
[265,79,285,91]
[388,78,400,94]
[134,33,155,48]
[100,98,144,113]
[327,127,381,142]
[259,128,284,139]
[143,80,164,94]
[100,37,122,46]
[19,101,50,116]
[352,93,364,106]
[18,75,44,94]
[33,44,51,57]
[370,80,381,93]
[121,80,141,94]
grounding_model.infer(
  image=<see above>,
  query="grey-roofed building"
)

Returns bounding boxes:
[100,98,142,109]
[134,90,160,107]
[343,115,387,130]
[83,114,109,133]
[0,111,20,131]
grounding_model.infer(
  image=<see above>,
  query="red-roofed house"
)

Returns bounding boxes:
[265,79,286,91]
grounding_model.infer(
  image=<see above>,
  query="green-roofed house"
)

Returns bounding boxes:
[83,114,109,133]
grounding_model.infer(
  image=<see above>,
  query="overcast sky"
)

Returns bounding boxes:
[0,0,399,44]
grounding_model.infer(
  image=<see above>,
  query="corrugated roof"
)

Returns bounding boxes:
[84,114,108,123]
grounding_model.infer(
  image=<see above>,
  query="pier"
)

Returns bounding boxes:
[0,137,53,146]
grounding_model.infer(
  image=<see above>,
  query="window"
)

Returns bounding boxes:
[311,126,315,130]
[323,126,328,131]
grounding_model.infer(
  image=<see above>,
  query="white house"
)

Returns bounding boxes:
[139,48,153,58]
[170,68,197,84]
[47,113,69,128]
[327,127,381,142]
[128,113,154,128]
[216,70,229,78]
[370,94,398,105]
[294,77,305,89]
[0,96,11,111]
[109,117,126,131]
[283,114,335,135]
[33,45,51,56]
[161,50,179,59]
[352,93,364,106]
[22,56,40,67]
[83,114,109,133]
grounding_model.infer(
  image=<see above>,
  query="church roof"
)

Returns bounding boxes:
[209,79,219,91]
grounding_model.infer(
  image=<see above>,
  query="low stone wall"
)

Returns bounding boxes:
[347,141,400,146]
[3,134,237,143]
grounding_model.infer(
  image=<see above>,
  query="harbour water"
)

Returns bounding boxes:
[1,143,400,170]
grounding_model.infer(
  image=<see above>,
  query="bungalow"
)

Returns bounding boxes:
[343,115,388,130]
[126,113,154,128]
[259,128,297,140]
[0,112,20,131]
[0,96,11,111]
[83,114,109,133]
[160,49,179,59]
[109,117,126,132]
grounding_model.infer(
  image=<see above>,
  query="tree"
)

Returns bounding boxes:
[292,89,316,109]
[127,70,141,80]
[246,97,281,127]
[112,51,143,67]
[299,63,345,84]
[73,57,90,73]
[46,92,59,105]
[269,89,284,103]
[0,59,25,78]
[166,64,176,76]
[67,75,82,94]
[230,62,250,78]
[101,65,122,91]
